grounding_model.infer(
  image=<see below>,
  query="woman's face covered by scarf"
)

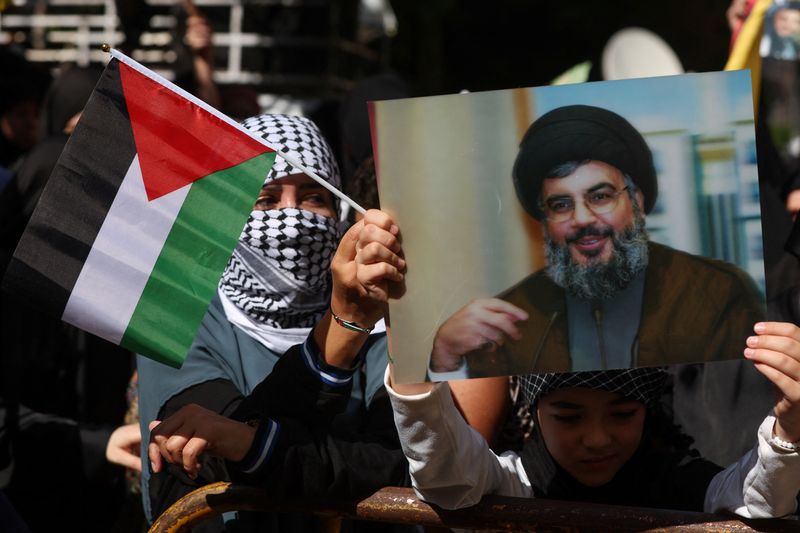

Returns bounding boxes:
[220,114,341,329]
[520,367,666,487]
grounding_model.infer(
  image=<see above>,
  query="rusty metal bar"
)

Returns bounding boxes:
[148,482,800,533]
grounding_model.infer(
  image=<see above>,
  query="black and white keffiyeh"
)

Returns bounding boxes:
[221,208,338,329]
[520,367,667,408]
[240,113,341,189]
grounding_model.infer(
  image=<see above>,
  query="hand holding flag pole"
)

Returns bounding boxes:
[100,44,366,215]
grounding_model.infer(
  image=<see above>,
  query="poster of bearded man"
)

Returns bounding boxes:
[370,70,765,384]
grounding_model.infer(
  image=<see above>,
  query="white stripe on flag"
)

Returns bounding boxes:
[63,155,189,343]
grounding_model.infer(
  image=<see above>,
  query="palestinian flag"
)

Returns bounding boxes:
[3,52,276,367]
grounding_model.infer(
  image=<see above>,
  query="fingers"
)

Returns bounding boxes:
[477,298,529,323]
[358,222,402,258]
[458,299,528,343]
[151,426,191,469]
[106,423,142,471]
[113,449,143,472]
[745,337,800,378]
[744,322,800,376]
[180,437,208,478]
[149,423,204,479]
[148,408,198,476]
[745,345,800,380]
[362,209,398,235]
[479,309,524,342]
[148,421,163,473]
[352,210,405,301]
[432,298,530,368]
[747,321,800,442]
[359,261,404,288]
[753,321,800,340]
[753,362,800,404]
[358,240,405,269]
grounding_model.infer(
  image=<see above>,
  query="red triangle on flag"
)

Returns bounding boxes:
[118,62,271,201]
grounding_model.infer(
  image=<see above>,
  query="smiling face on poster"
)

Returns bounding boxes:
[370,70,766,384]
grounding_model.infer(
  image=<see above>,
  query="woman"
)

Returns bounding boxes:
[140,114,509,532]
[136,114,396,530]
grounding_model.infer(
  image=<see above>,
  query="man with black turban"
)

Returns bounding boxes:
[429,105,765,378]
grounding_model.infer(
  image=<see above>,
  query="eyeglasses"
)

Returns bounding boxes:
[542,186,630,223]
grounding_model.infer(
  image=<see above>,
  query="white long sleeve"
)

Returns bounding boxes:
[704,415,800,518]
[385,367,532,509]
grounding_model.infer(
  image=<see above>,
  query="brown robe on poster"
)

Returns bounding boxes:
[464,242,765,378]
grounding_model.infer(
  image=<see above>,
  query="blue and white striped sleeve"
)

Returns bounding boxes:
[234,418,281,475]
[300,334,360,388]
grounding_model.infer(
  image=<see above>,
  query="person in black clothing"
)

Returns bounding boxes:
[0,64,140,533]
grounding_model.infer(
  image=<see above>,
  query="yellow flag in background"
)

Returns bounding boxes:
[725,0,774,117]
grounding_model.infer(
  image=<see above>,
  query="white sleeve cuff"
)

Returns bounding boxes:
[426,357,469,382]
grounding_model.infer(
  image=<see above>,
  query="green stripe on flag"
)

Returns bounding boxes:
[121,152,276,367]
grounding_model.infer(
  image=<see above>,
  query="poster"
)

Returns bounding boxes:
[371,70,765,384]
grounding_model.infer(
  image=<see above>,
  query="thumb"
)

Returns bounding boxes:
[148,441,163,473]
[331,220,363,275]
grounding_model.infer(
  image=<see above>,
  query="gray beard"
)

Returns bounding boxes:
[544,213,649,301]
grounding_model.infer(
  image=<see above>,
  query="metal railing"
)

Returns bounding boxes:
[148,482,800,533]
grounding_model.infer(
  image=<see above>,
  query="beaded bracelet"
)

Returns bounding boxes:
[770,433,799,452]
[330,307,374,334]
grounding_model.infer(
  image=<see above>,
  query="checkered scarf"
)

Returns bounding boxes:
[221,208,338,329]
[241,113,341,189]
[520,367,667,408]
[219,114,340,332]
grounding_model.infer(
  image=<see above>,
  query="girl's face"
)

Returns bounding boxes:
[536,387,646,487]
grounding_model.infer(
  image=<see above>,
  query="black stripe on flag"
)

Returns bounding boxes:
[2,59,137,317]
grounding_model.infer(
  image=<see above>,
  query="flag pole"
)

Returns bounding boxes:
[100,44,366,215]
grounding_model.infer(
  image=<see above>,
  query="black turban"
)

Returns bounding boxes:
[512,104,658,220]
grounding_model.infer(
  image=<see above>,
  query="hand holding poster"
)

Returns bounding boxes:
[371,70,766,384]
